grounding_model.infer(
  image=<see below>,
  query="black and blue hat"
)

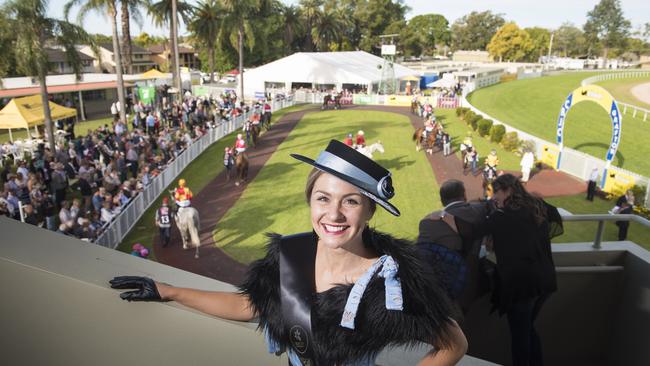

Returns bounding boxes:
[291,139,400,216]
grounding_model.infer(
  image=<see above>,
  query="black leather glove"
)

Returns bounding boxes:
[109,276,166,302]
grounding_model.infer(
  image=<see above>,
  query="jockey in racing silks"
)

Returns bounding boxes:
[343,133,353,147]
[174,179,193,208]
[355,130,366,148]
[235,133,247,154]
[423,116,435,142]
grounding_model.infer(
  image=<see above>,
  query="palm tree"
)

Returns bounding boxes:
[120,0,149,74]
[311,9,340,51]
[148,0,193,89]
[4,0,97,152]
[281,4,304,53]
[220,0,262,100]
[64,0,127,124]
[299,0,323,51]
[188,0,221,83]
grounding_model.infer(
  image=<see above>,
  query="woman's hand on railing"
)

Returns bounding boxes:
[109,276,168,302]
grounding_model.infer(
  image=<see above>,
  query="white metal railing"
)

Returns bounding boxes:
[561,213,650,249]
[94,97,295,249]
[582,71,650,122]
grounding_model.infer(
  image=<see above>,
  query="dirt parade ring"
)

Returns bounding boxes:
[154,105,587,285]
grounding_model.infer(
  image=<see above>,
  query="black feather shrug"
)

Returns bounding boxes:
[239,229,458,365]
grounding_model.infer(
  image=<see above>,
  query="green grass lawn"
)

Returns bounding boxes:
[1,116,113,144]
[546,194,650,251]
[117,104,313,258]
[468,72,650,176]
[213,109,443,263]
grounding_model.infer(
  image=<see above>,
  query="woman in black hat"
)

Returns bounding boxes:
[110,140,467,365]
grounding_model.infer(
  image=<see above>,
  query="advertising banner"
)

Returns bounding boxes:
[554,84,622,187]
[353,94,375,105]
[138,86,156,105]
[385,95,412,106]
[602,168,636,196]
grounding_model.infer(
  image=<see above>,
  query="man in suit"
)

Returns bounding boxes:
[417,179,489,313]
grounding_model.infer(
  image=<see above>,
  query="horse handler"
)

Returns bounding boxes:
[110,139,467,366]
[155,197,173,247]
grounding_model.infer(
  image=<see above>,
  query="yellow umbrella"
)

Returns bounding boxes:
[140,68,169,79]
[401,75,420,81]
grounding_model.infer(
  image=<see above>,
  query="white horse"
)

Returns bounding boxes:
[175,207,201,259]
[356,141,385,159]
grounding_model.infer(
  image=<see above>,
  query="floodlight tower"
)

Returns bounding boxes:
[378,34,398,95]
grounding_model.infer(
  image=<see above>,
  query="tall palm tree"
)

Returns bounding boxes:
[120,0,149,74]
[188,0,221,83]
[281,4,304,53]
[4,0,97,152]
[148,0,193,89]
[299,0,322,51]
[311,9,340,51]
[220,0,262,100]
[64,0,127,124]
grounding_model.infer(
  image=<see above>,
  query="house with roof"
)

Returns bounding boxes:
[148,43,201,71]
[45,48,96,74]
[79,43,156,74]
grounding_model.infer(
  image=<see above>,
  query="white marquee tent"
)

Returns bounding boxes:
[242,51,419,98]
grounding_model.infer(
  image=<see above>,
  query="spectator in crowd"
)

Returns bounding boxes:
[23,204,39,226]
[59,200,72,225]
[486,174,563,366]
[417,179,489,313]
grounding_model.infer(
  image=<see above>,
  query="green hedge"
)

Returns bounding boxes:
[478,119,493,137]
[463,110,476,123]
[489,124,506,143]
[455,107,469,117]
[469,114,482,130]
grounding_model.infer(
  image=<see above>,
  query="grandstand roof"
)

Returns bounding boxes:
[243,51,419,97]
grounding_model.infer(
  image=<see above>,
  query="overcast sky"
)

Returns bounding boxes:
[38,0,650,37]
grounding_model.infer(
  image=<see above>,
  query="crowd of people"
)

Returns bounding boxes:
[0,90,251,242]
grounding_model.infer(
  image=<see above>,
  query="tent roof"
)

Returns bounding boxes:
[245,51,419,86]
[140,68,171,79]
[0,95,77,129]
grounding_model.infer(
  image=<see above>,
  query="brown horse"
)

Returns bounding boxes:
[235,151,249,186]
[250,123,260,147]
[412,128,436,154]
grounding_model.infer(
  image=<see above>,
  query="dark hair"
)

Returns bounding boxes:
[439,179,466,206]
[304,168,376,215]
[492,173,546,225]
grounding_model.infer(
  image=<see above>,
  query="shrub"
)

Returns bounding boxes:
[463,110,476,123]
[478,119,493,137]
[520,140,536,155]
[501,131,520,151]
[489,124,506,143]
[455,107,469,117]
[630,184,647,206]
[469,114,482,130]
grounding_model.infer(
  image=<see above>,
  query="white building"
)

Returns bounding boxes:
[242,51,419,99]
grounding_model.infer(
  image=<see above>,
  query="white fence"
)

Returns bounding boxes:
[582,71,650,122]
[94,97,295,249]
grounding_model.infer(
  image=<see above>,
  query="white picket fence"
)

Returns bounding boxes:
[582,71,650,122]
[94,97,295,249]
